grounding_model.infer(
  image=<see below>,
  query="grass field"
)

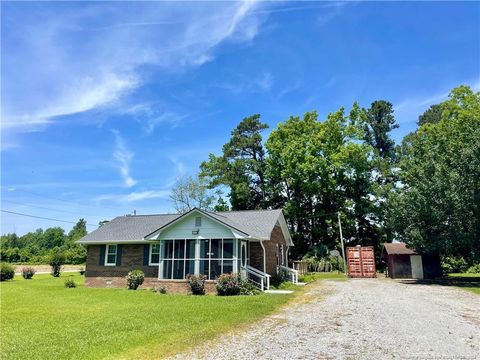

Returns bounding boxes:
[0,273,294,360]
[298,271,346,283]
[447,273,480,295]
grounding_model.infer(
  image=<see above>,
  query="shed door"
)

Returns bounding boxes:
[410,255,424,279]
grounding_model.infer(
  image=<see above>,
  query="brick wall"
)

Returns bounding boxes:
[249,223,287,276]
[84,277,217,294]
[85,244,158,278]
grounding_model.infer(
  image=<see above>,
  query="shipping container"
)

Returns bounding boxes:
[347,246,376,278]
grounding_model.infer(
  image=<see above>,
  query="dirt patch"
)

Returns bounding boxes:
[170,278,480,360]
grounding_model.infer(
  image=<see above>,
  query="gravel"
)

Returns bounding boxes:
[170,278,480,360]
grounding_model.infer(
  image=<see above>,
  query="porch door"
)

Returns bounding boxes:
[240,241,247,279]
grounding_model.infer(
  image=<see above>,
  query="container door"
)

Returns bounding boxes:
[410,255,424,279]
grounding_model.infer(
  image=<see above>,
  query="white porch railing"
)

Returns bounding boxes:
[244,265,271,291]
[277,265,299,284]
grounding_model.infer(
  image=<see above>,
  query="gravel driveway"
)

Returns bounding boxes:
[171,278,480,360]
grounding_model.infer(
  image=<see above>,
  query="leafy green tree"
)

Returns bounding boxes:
[200,114,269,210]
[68,219,87,243]
[418,104,442,126]
[392,86,480,260]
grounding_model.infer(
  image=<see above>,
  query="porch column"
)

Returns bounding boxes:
[158,240,164,279]
[194,238,200,275]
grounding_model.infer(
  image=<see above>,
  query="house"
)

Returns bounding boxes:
[77,208,295,292]
[382,243,442,279]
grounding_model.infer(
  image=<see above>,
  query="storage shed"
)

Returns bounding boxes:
[347,246,376,278]
[383,243,442,279]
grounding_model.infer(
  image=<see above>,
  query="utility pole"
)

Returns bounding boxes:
[338,212,347,275]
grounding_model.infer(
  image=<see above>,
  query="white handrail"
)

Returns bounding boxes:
[278,265,299,284]
[243,265,270,291]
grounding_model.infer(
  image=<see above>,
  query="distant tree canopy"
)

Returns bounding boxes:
[193,85,479,263]
[0,219,87,264]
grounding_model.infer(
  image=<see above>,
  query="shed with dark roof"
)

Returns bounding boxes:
[382,243,442,279]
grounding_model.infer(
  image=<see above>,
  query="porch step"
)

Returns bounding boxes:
[264,289,294,294]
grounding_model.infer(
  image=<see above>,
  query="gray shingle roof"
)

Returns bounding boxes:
[77,209,285,243]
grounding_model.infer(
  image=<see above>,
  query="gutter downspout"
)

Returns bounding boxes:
[260,240,269,290]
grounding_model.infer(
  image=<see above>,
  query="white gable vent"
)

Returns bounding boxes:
[195,216,202,227]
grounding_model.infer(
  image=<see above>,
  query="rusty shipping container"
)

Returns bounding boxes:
[347,246,376,278]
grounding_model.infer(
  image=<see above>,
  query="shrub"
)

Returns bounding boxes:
[0,263,15,281]
[187,274,206,295]
[157,285,167,294]
[49,252,66,277]
[270,272,285,287]
[216,273,242,296]
[239,279,261,296]
[21,266,36,279]
[126,270,145,290]
[466,263,480,274]
[441,256,468,273]
[64,278,76,288]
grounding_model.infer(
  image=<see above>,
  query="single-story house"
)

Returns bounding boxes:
[382,243,442,279]
[77,208,295,292]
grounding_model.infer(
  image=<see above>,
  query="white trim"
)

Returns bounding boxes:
[144,208,250,240]
[77,240,150,245]
[277,212,294,246]
[149,243,160,266]
[105,244,117,266]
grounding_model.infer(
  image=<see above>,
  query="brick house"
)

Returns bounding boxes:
[77,208,295,293]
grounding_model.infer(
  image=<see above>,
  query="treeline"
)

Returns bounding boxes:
[0,219,87,264]
[181,85,479,265]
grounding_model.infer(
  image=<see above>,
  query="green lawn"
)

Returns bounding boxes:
[298,271,347,283]
[0,273,293,360]
[447,273,480,295]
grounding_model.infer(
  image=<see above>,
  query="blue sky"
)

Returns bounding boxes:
[1,1,479,235]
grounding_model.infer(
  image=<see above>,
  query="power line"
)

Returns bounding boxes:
[2,199,102,217]
[1,209,98,228]
[6,188,130,212]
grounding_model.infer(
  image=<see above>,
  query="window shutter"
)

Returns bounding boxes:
[99,245,106,266]
[143,244,150,266]
[116,244,123,266]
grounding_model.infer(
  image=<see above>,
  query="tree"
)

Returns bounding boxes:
[418,104,442,126]
[200,114,269,210]
[392,86,480,260]
[67,219,87,243]
[169,175,215,213]
[361,100,399,161]
[266,108,374,257]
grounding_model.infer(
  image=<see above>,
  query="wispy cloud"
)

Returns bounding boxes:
[112,130,137,187]
[256,72,274,92]
[123,104,188,134]
[395,80,480,125]
[95,190,170,203]
[2,1,264,132]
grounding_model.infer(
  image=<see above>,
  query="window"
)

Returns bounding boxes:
[199,238,235,280]
[161,239,196,279]
[150,243,160,265]
[195,216,202,227]
[105,244,117,266]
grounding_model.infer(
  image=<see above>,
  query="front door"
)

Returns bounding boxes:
[240,241,247,279]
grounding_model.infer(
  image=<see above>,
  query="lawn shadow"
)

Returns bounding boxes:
[397,275,480,289]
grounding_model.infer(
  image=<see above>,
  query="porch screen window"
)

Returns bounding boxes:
[150,243,160,265]
[161,239,196,279]
[105,244,117,266]
[199,238,234,280]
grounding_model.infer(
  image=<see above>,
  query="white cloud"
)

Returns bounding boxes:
[256,72,273,92]
[95,190,170,203]
[395,80,480,125]
[2,1,264,132]
[123,104,188,134]
[112,130,137,187]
